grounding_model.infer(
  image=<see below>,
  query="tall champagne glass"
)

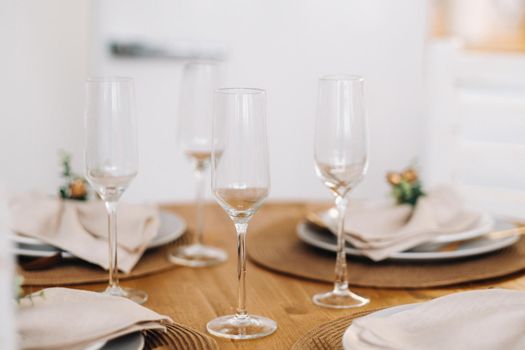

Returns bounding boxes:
[206,88,277,339]
[84,77,148,304]
[312,75,370,308]
[168,61,227,267]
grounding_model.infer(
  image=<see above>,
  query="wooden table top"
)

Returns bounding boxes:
[74,202,525,350]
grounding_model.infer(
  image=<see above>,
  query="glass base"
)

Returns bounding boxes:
[313,288,369,309]
[168,243,228,267]
[103,286,148,305]
[207,314,277,340]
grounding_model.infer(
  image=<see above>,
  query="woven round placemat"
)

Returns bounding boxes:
[247,216,525,288]
[143,322,218,350]
[291,308,381,350]
[19,233,192,286]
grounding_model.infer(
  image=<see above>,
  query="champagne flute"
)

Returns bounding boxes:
[312,75,370,309]
[206,88,277,340]
[168,61,228,267]
[84,77,148,304]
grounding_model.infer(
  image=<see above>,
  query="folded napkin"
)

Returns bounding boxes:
[9,193,160,273]
[328,186,481,261]
[344,289,525,350]
[18,287,171,350]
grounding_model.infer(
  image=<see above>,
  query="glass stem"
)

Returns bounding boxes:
[234,221,249,319]
[194,166,205,245]
[105,201,119,290]
[334,195,349,293]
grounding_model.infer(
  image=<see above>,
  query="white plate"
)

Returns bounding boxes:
[318,209,495,244]
[296,219,519,261]
[342,303,418,350]
[10,211,186,258]
[85,332,144,350]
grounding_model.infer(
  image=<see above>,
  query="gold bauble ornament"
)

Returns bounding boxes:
[69,179,87,199]
[402,169,418,183]
[387,172,402,185]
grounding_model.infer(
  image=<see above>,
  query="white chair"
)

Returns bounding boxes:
[423,39,525,219]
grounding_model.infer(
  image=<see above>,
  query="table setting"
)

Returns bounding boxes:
[4,68,525,350]
[293,289,525,350]
[252,182,525,288]
[342,289,525,350]
[11,194,188,286]
[303,185,507,262]
[18,287,170,350]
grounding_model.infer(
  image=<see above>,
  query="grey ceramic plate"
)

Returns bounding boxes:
[296,219,519,261]
[317,208,495,244]
[10,211,186,258]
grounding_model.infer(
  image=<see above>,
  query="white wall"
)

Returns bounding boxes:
[1,0,91,196]
[92,0,428,203]
[4,1,428,203]
[0,4,17,347]
[1,3,16,347]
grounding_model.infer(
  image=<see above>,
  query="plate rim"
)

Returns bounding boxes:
[296,221,519,261]
[9,210,186,258]
[342,303,418,350]
[317,208,495,244]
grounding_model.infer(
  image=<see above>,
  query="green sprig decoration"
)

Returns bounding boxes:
[14,275,24,302]
[58,150,89,201]
[387,168,425,206]
[14,275,45,305]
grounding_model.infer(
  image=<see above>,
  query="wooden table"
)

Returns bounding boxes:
[75,202,525,349]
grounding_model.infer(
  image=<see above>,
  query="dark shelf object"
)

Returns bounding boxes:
[109,40,226,61]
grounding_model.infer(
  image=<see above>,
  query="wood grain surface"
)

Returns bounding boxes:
[61,202,525,350]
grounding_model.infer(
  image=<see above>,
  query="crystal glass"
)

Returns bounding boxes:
[206,88,277,340]
[168,61,228,267]
[312,75,370,309]
[84,77,147,304]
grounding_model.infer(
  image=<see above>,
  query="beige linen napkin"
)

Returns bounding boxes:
[18,287,171,350]
[344,289,525,350]
[9,193,160,273]
[326,186,481,261]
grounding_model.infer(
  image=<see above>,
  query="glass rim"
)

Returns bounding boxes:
[86,76,134,84]
[215,87,266,95]
[319,74,364,82]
